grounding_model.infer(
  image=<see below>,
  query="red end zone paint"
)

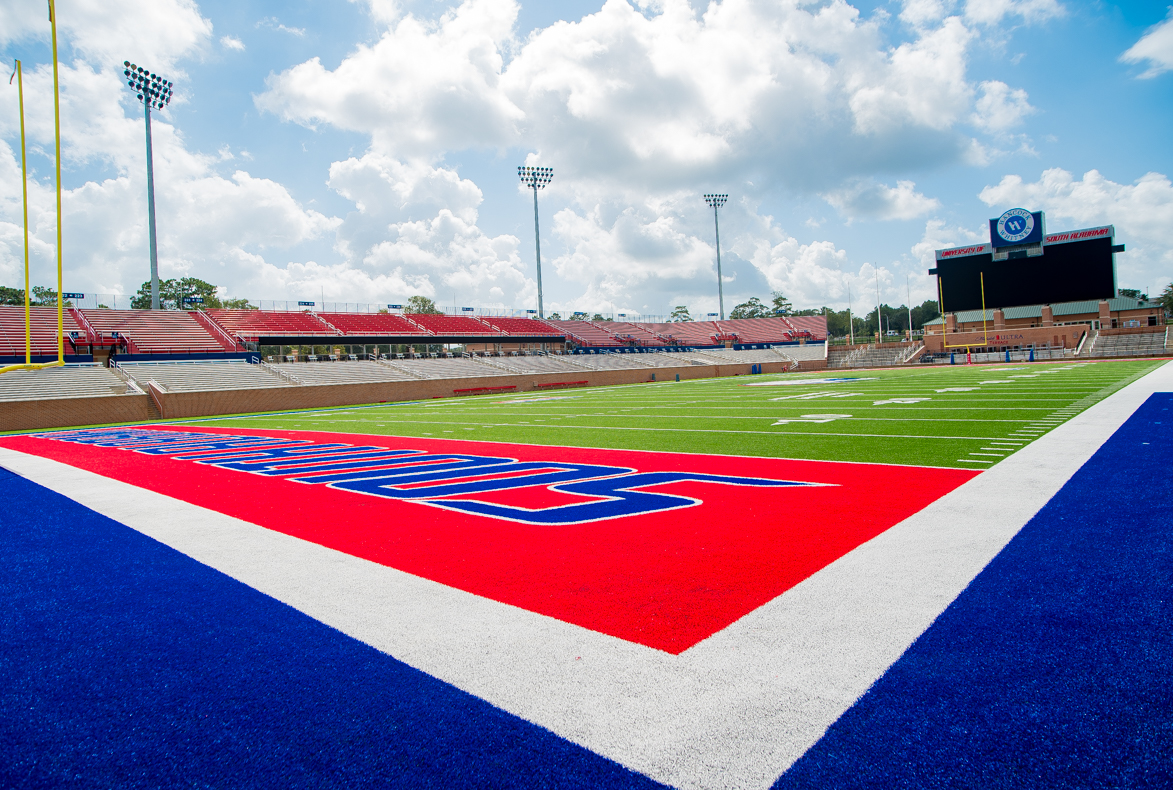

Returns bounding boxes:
[0,428,978,653]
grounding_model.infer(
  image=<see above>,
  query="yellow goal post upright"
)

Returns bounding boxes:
[937,271,990,352]
[1,1,66,376]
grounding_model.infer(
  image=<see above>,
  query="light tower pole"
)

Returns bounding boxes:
[518,166,553,319]
[122,60,173,310]
[703,193,728,320]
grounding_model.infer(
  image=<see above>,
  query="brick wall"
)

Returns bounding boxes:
[0,393,155,432]
[924,325,1088,352]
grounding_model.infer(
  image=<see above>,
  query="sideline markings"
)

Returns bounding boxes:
[1,361,1166,789]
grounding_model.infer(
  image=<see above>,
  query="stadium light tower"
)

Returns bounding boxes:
[122,60,174,310]
[703,193,728,320]
[518,166,553,319]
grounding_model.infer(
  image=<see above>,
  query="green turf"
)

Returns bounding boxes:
[187,358,1166,469]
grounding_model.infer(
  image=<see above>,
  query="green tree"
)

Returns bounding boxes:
[770,291,792,315]
[130,277,226,309]
[405,295,442,314]
[591,313,606,321]
[909,299,940,330]
[730,297,770,319]
[669,305,691,322]
[1118,288,1148,301]
[547,312,562,320]
[0,286,25,305]
[220,297,255,309]
[1158,282,1173,317]
[31,286,71,306]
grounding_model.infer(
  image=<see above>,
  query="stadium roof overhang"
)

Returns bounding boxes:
[248,334,566,345]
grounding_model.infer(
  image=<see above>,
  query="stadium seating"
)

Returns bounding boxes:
[82,309,224,353]
[572,353,649,370]
[475,316,564,336]
[272,361,418,384]
[606,322,671,346]
[1086,329,1169,357]
[0,364,136,401]
[316,312,421,336]
[784,315,828,339]
[643,321,720,346]
[204,309,336,340]
[715,318,792,343]
[828,344,912,369]
[0,306,86,357]
[119,360,290,391]
[391,357,503,378]
[544,321,623,346]
[776,343,827,362]
[407,315,503,336]
[693,347,793,364]
[490,355,589,375]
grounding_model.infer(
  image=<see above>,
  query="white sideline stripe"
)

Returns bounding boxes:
[0,361,1168,790]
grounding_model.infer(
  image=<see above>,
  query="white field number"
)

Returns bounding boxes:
[772,414,852,425]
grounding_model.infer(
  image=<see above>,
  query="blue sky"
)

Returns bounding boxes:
[1,0,1170,318]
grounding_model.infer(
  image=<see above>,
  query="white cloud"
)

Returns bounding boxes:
[260,0,979,190]
[971,80,1035,132]
[1,0,212,71]
[979,167,1173,282]
[963,0,1064,27]
[257,0,522,155]
[823,179,941,221]
[910,217,982,269]
[548,198,716,313]
[325,153,529,307]
[258,17,306,37]
[900,0,950,29]
[1121,10,1173,78]
[0,0,1102,311]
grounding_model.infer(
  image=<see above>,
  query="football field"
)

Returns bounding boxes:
[196,358,1163,468]
[1,357,1170,789]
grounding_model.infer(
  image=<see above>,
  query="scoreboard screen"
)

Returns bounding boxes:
[933,227,1117,313]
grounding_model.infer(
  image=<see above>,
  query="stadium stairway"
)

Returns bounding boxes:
[190,311,244,351]
[474,316,564,337]
[83,310,224,354]
[1084,328,1169,358]
[117,361,292,392]
[828,343,917,369]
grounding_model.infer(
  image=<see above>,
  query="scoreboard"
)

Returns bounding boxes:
[931,211,1119,313]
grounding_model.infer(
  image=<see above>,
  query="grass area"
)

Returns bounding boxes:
[190,358,1165,469]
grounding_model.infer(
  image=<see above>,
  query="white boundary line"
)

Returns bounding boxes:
[0,361,1168,790]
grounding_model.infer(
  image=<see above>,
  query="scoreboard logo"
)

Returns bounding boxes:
[995,208,1035,243]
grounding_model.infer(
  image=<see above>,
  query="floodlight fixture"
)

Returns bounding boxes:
[703,193,729,320]
[518,166,553,318]
[122,60,174,309]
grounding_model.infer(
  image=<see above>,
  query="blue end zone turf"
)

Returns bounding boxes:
[775,393,1173,789]
[0,469,664,789]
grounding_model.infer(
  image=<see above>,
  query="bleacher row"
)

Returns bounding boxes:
[0,306,827,356]
[0,345,826,401]
[1084,328,1170,357]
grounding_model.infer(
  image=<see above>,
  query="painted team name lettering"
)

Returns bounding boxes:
[1044,227,1111,243]
[46,428,826,525]
[939,245,989,258]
